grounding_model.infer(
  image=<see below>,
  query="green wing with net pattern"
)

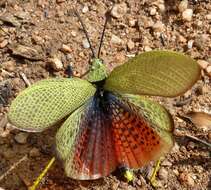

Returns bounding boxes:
[8,78,96,132]
[104,51,200,97]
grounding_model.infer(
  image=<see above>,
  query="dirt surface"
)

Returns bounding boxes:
[0,0,211,190]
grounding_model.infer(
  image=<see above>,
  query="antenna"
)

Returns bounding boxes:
[74,10,96,58]
[97,12,110,58]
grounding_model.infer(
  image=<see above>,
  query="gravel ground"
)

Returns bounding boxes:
[0,0,210,190]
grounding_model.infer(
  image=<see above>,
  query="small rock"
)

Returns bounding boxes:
[144,46,152,52]
[139,16,154,29]
[127,39,135,51]
[1,61,16,72]
[128,18,137,27]
[173,169,179,176]
[179,172,195,187]
[161,159,172,167]
[206,65,211,73]
[152,21,165,32]
[178,0,188,13]
[158,3,165,13]
[0,123,12,138]
[61,44,72,53]
[29,147,40,157]
[197,60,209,69]
[31,35,44,45]
[14,132,29,144]
[187,40,194,49]
[12,78,24,90]
[111,3,127,19]
[179,146,187,153]
[158,167,168,180]
[149,7,157,16]
[111,34,122,45]
[0,39,8,48]
[82,39,90,49]
[182,9,193,22]
[136,179,142,187]
[70,30,77,37]
[187,141,196,150]
[206,14,211,20]
[48,56,63,71]
[127,185,136,190]
[82,5,89,13]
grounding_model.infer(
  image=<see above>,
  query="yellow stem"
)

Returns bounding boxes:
[29,157,55,190]
[149,159,161,187]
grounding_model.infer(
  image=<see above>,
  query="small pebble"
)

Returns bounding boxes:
[111,3,127,19]
[12,78,25,90]
[182,9,193,22]
[70,30,77,37]
[82,5,89,13]
[61,44,72,53]
[29,147,40,157]
[149,7,157,16]
[14,132,29,144]
[161,160,172,167]
[48,56,63,71]
[128,18,136,27]
[152,21,164,32]
[158,3,165,13]
[206,14,211,20]
[82,39,90,49]
[111,34,122,45]
[206,65,211,73]
[1,60,16,72]
[197,60,209,69]
[187,141,196,150]
[127,39,135,51]
[136,179,142,187]
[187,40,194,49]
[178,0,188,13]
[0,39,8,48]
[173,169,179,176]
[158,167,168,180]
[144,46,152,52]
[31,35,43,45]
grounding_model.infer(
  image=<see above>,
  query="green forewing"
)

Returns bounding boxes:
[104,51,200,97]
[8,78,96,132]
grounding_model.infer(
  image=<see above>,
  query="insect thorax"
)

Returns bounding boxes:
[87,58,108,83]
